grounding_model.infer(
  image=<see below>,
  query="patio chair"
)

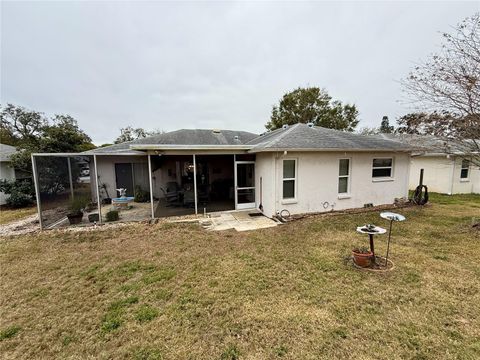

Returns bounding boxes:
[183,189,195,208]
[160,182,181,207]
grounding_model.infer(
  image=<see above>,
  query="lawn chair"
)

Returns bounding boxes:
[160,181,181,207]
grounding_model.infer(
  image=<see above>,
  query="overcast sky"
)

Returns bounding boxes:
[1,1,478,144]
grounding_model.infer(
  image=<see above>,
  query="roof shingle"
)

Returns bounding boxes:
[248,124,413,152]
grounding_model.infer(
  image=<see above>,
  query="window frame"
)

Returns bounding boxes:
[372,157,394,181]
[460,159,470,181]
[282,158,297,202]
[338,158,351,197]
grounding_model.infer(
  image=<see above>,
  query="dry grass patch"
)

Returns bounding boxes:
[0,194,479,359]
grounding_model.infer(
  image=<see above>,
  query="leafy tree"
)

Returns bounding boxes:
[379,116,394,133]
[0,104,95,202]
[266,87,359,131]
[358,127,380,135]
[114,126,148,144]
[401,13,480,166]
[0,104,45,146]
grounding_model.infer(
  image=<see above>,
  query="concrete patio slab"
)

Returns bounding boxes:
[200,210,279,232]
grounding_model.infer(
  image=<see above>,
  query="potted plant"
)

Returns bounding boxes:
[352,247,373,268]
[67,197,88,225]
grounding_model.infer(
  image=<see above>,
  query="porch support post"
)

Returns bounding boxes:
[93,154,102,224]
[148,154,155,219]
[67,157,74,200]
[193,154,198,215]
[31,154,43,230]
[233,154,237,210]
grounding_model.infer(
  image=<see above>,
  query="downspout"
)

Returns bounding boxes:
[273,153,278,216]
[193,154,198,215]
[67,157,74,200]
[93,154,102,224]
[148,154,154,219]
[449,155,456,195]
[31,154,43,230]
[405,153,411,199]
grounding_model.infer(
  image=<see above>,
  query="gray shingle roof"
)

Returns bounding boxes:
[0,143,18,162]
[377,133,477,154]
[86,129,258,154]
[248,124,413,152]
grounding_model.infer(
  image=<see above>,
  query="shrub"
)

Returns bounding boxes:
[68,196,89,214]
[106,210,119,222]
[134,185,150,203]
[0,179,34,208]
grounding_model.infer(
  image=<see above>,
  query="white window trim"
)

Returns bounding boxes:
[282,158,297,203]
[338,158,351,198]
[460,160,470,182]
[372,157,394,181]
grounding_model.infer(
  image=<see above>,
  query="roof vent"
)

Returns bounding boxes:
[282,124,289,129]
[212,129,221,134]
[307,122,314,128]
[233,135,239,141]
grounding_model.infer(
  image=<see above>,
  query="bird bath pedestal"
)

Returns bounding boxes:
[380,212,406,266]
[356,225,387,265]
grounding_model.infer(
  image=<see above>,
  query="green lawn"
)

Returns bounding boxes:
[0,194,479,359]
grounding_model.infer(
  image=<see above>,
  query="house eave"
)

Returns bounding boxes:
[248,147,413,153]
[130,144,252,151]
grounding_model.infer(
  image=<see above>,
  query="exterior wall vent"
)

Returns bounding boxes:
[307,122,314,128]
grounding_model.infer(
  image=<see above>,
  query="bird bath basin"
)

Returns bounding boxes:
[112,196,135,210]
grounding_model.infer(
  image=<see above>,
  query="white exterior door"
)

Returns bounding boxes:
[235,161,255,210]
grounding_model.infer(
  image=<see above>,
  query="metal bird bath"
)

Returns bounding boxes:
[380,212,406,267]
[356,224,387,265]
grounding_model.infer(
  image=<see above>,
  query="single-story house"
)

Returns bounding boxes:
[0,143,19,205]
[83,123,412,216]
[31,124,413,228]
[379,134,480,194]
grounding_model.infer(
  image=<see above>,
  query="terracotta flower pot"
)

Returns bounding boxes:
[352,250,373,268]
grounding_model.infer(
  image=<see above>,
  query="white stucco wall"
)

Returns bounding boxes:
[409,155,480,194]
[256,151,410,217]
[0,161,16,205]
[90,155,149,200]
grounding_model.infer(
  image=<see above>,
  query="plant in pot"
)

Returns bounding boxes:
[67,197,88,225]
[100,183,112,204]
[352,246,374,268]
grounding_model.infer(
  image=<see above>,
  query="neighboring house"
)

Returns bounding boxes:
[77,123,412,218]
[380,134,480,195]
[0,143,18,205]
